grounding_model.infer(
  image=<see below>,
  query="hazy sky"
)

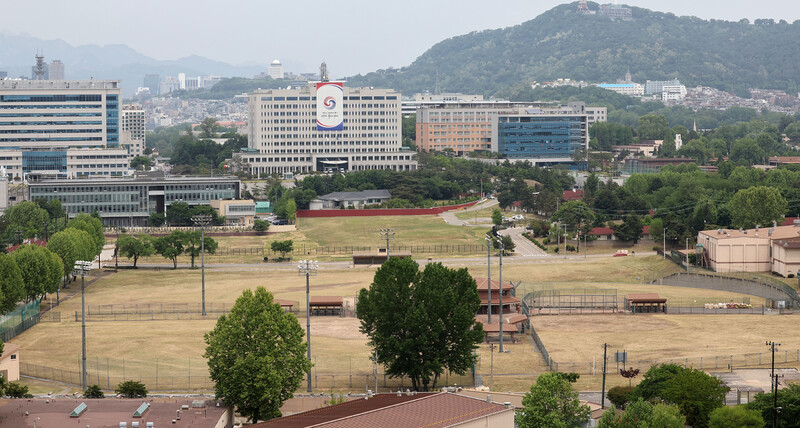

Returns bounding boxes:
[4,0,800,77]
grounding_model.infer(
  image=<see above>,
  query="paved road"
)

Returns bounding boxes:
[499,226,548,257]
[439,198,498,227]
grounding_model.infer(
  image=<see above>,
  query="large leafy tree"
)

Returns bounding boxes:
[518,372,590,428]
[632,363,728,428]
[708,405,763,428]
[116,234,155,268]
[356,257,484,391]
[182,230,218,268]
[551,200,595,234]
[637,115,669,140]
[598,399,685,428]
[747,384,800,427]
[68,214,105,257]
[612,215,643,243]
[10,245,62,303]
[2,201,50,243]
[728,186,787,229]
[0,253,24,314]
[46,228,94,292]
[204,287,310,423]
[154,232,186,269]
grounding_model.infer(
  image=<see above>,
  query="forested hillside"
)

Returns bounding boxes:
[346,2,800,96]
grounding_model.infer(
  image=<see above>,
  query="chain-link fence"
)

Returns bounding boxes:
[21,356,473,393]
[0,301,42,342]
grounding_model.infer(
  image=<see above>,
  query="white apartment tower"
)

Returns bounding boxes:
[238,83,417,175]
[121,106,146,158]
[268,60,284,79]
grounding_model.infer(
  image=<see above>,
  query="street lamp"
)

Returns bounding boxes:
[484,236,492,324]
[685,237,690,273]
[497,235,505,353]
[191,214,212,316]
[298,259,318,393]
[73,260,93,391]
[767,340,781,428]
[379,228,395,259]
[663,228,667,260]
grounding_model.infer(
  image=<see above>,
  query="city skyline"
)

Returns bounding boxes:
[3,0,800,78]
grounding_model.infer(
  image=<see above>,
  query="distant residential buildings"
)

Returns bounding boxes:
[577,1,633,20]
[121,105,146,158]
[597,83,644,96]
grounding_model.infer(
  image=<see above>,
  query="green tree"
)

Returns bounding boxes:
[637,115,669,140]
[633,363,728,428]
[47,228,94,288]
[154,232,186,269]
[84,384,105,398]
[728,186,788,229]
[10,245,62,303]
[68,214,105,257]
[253,219,270,232]
[198,117,221,138]
[551,201,595,234]
[147,213,166,227]
[2,201,50,243]
[166,202,193,226]
[598,399,685,428]
[612,215,643,243]
[730,138,766,165]
[491,208,503,226]
[183,230,218,268]
[649,218,664,243]
[356,258,484,391]
[708,405,763,428]
[4,382,32,398]
[0,253,24,314]
[493,235,515,255]
[130,156,153,171]
[285,198,297,224]
[116,234,155,268]
[518,372,590,428]
[747,384,800,427]
[204,287,311,423]
[270,240,293,260]
[115,380,147,398]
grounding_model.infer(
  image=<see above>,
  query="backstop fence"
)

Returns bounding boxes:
[0,301,42,342]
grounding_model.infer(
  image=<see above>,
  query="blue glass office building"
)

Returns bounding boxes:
[495,113,587,161]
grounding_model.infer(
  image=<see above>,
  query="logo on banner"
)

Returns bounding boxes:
[316,82,344,131]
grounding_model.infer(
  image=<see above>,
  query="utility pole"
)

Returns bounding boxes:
[686,238,690,272]
[489,343,495,392]
[379,228,395,260]
[191,214,212,316]
[601,343,608,409]
[299,260,319,393]
[485,236,492,324]
[663,228,667,260]
[767,340,781,428]
[498,237,504,353]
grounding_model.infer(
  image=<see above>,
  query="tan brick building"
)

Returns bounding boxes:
[698,223,800,276]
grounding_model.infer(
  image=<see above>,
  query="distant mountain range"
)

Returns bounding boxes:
[345,2,800,97]
[4,2,799,100]
[0,32,267,96]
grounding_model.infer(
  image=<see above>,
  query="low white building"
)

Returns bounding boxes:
[309,189,392,209]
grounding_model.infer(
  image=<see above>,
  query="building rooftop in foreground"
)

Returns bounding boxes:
[254,392,514,428]
[0,397,230,427]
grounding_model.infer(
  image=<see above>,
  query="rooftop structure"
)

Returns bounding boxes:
[253,392,514,428]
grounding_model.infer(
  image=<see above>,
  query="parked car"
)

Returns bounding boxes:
[271,218,289,225]
[512,214,525,221]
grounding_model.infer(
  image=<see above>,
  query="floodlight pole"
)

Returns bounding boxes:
[601,343,608,409]
[299,260,318,393]
[686,238,690,272]
[379,228,395,260]
[191,215,212,316]
[663,228,667,259]
[485,236,492,324]
[498,237,504,353]
[75,261,92,391]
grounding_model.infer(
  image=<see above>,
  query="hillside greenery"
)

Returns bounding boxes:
[345,2,800,95]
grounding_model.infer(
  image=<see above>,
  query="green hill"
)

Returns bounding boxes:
[345,2,800,96]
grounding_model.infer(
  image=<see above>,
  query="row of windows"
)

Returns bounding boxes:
[244,153,413,163]
[0,104,102,110]
[261,95,397,101]
[0,137,103,142]
[34,184,236,194]
[0,121,103,126]
[0,95,103,102]
[0,113,102,118]
[0,129,102,134]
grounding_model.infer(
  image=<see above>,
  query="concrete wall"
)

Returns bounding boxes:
[456,409,515,427]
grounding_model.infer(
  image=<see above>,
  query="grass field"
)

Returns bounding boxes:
[13,254,792,393]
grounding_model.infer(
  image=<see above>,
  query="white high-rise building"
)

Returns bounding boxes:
[0,79,131,179]
[121,106,146,158]
[178,73,186,90]
[237,83,417,175]
[268,60,284,79]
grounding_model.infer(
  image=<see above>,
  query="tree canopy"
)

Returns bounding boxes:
[10,245,63,303]
[116,234,155,268]
[204,287,311,423]
[356,257,484,391]
[518,372,590,428]
[728,186,787,229]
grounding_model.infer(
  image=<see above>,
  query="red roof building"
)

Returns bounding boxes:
[253,392,515,428]
[562,190,584,201]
